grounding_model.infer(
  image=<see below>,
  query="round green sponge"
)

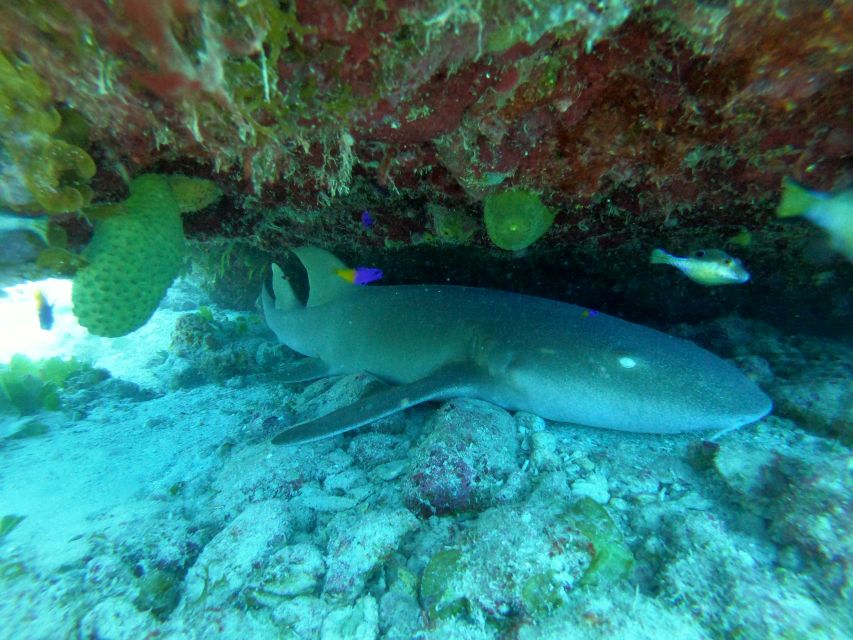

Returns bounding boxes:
[72,174,186,337]
[484,188,555,251]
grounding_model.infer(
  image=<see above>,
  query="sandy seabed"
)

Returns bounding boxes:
[0,276,850,640]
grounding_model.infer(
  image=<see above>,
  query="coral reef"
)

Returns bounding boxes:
[323,508,418,602]
[675,316,852,442]
[652,506,836,638]
[183,500,292,608]
[253,543,325,602]
[0,1,848,334]
[405,399,519,515]
[0,1,847,217]
[699,420,853,600]
[167,307,270,387]
[419,477,633,625]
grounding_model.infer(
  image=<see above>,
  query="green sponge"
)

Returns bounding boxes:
[167,175,223,213]
[484,188,555,251]
[72,174,217,337]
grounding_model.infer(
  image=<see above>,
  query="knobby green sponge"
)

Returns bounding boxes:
[72,174,220,337]
[167,174,223,213]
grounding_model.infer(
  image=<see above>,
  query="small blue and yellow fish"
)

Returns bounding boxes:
[360,210,375,229]
[777,177,852,263]
[335,266,383,285]
[34,290,54,330]
[650,248,750,285]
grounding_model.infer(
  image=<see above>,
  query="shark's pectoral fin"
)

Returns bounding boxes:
[271,365,484,446]
[279,357,333,383]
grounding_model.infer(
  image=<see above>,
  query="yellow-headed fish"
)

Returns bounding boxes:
[650,248,750,286]
[777,177,852,263]
[335,266,383,285]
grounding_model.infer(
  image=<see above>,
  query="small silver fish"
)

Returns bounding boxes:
[650,248,750,286]
[777,177,852,263]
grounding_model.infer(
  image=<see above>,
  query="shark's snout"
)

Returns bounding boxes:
[600,339,774,433]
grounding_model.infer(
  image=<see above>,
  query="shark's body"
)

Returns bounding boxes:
[263,247,772,445]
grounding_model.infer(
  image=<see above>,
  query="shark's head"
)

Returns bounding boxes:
[505,312,772,434]
[261,247,361,353]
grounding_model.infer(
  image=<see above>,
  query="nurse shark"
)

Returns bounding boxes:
[262,247,772,445]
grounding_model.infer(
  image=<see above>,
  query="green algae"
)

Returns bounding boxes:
[0,355,92,415]
[0,52,95,213]
[486,0,633,54]
[133,568,182,620]
[565,498,635,586]
[419,549,468,621]
[197,306,215,323]
[520,572,566,618]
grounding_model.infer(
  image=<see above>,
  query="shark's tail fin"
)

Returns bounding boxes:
[290,246,355,307]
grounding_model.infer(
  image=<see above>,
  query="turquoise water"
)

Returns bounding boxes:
[0,0,851,637]
[0,266,850,639]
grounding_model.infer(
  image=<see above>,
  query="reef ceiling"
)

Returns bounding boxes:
[1,0,851,333]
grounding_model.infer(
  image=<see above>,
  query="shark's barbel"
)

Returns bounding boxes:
[262,247,772,445]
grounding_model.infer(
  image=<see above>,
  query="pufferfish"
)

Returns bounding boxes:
[650,248,750,285]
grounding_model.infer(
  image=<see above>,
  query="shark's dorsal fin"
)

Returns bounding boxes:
[291,246,355,307]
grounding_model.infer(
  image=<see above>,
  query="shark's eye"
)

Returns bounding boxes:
[725,259,733,266]
[695,250,706,258]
